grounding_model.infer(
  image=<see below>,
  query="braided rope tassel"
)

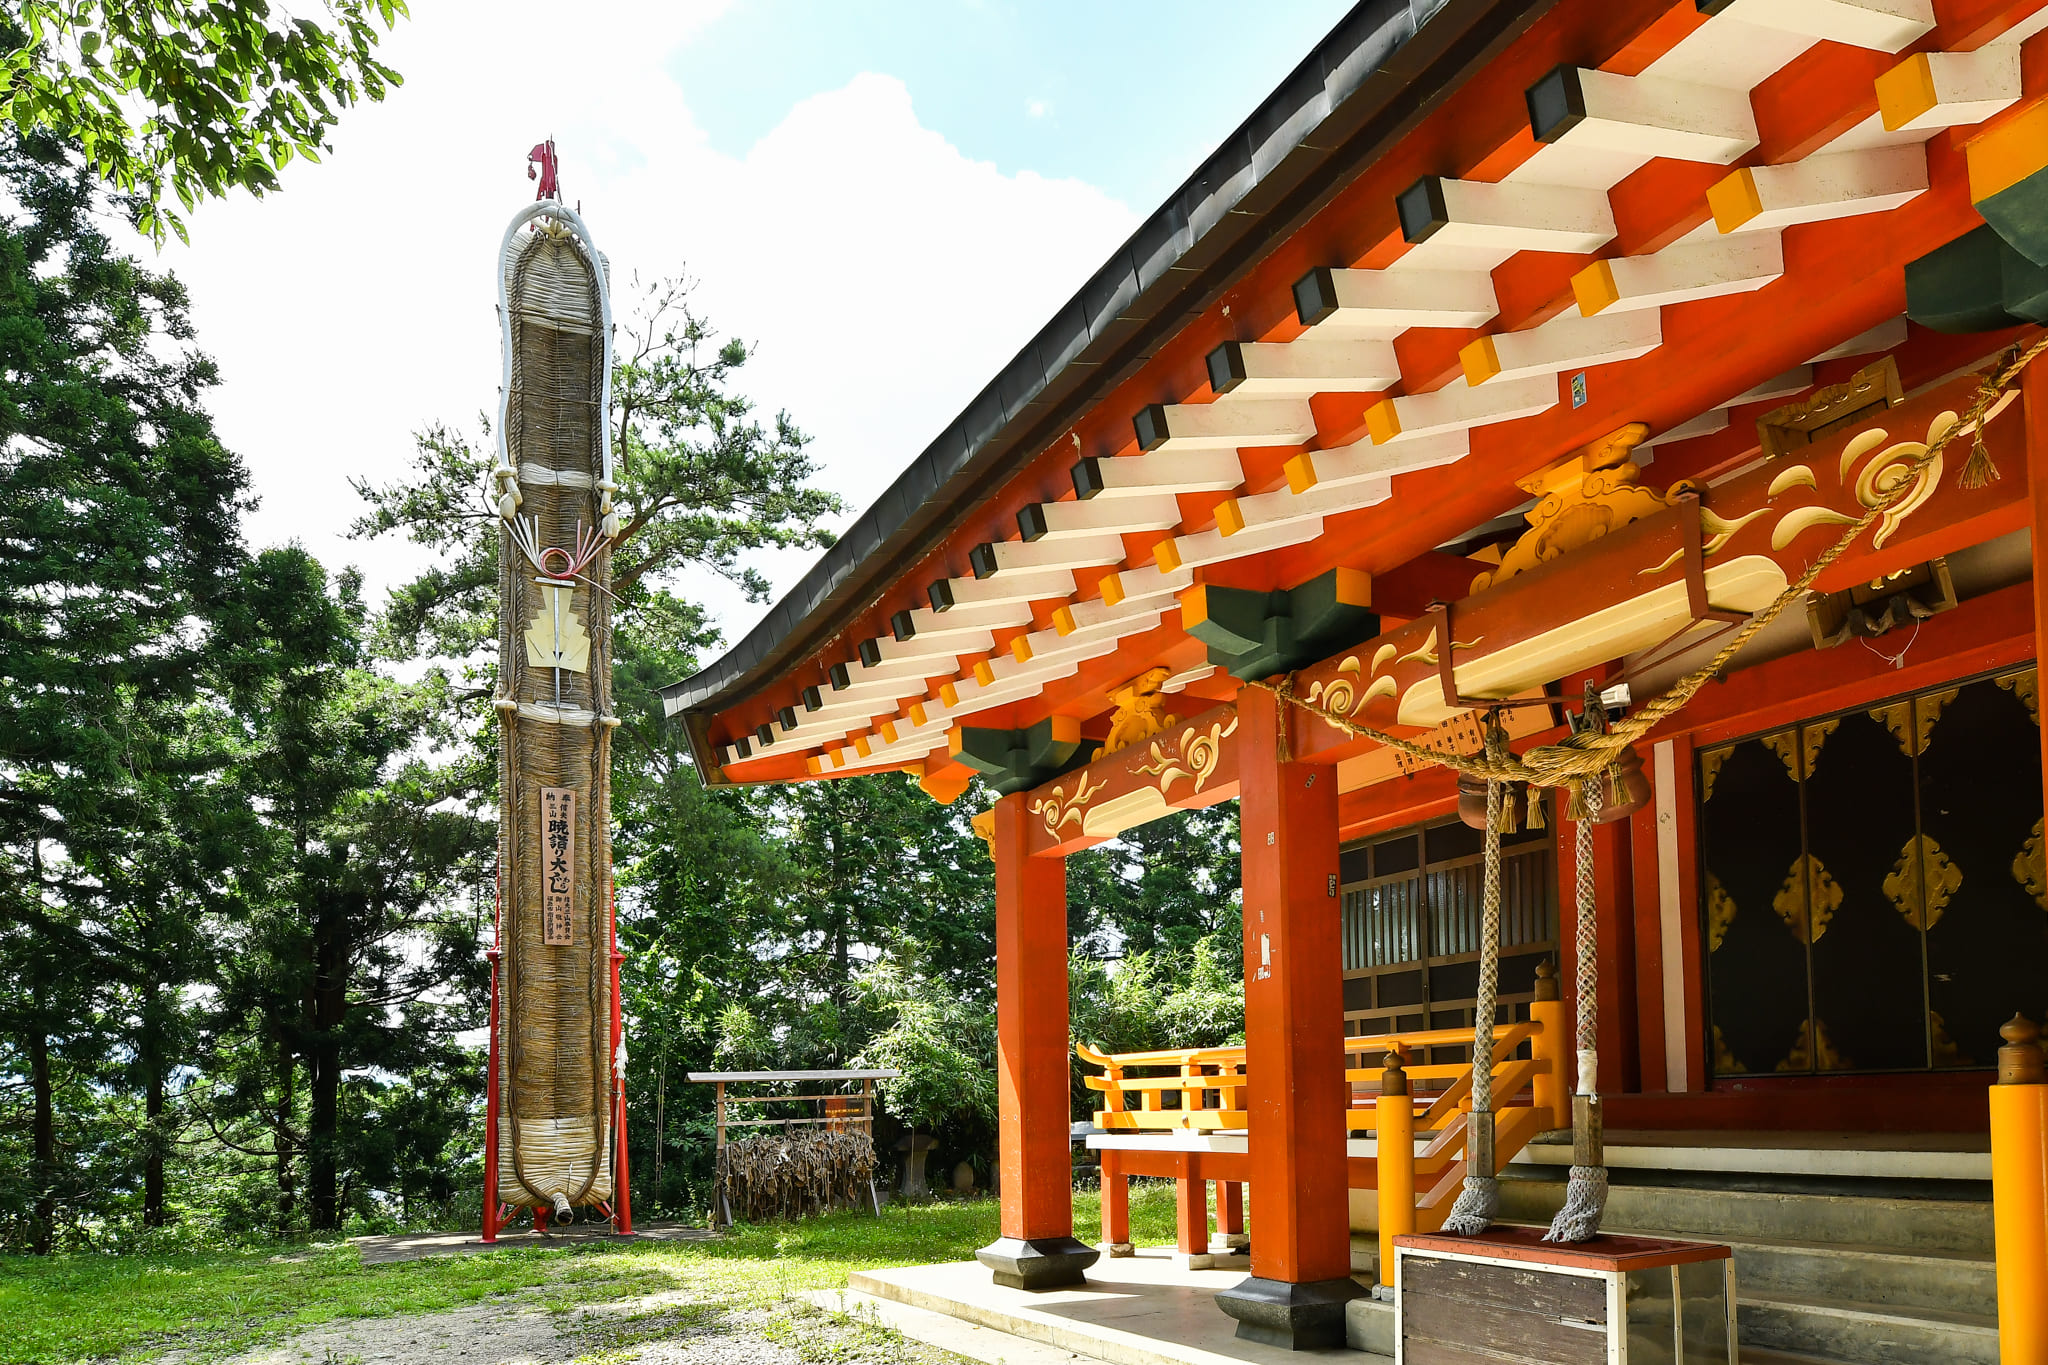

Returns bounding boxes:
[1546,777,1607,1242]
[1442,774,1506,1235]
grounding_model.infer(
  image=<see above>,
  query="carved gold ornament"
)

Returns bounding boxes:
[1094,666,1177,761]
[1885,834,1961,931]
[1930,1011,1969,1068]
[1473,423,1713,590]
[1773,853,1839,943]
[2014,817,2047,910]
[1769,410,1960,555]
[1131,715,1240,797]
[1705,873,1737,952]
[1868,700,1928,757]
[1760,721,1831,780]
[1996,668,2039,726]
[1307,657,1362,717]
[1711,1024,1747,1076]
[1779,1018,1850,1073]
[1699,746,1731,803]
[1028,774,1109,838]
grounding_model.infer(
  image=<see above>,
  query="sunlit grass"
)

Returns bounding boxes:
[0,1185,1187,1364]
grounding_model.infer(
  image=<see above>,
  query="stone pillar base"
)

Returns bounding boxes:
[1215,1275,1366,1350]
[1099,1240,1136,1258]
[976,1236,1099,1291]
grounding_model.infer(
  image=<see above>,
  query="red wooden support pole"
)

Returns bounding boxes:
[481,871,503,1244]
[2029,354,2048,840]
[610,879,632,1235]
[1100,1148,1132,1254]
[1216,685,1361,1349]
[976,791,1098,1291]
[1176,1177,1210,1257]
[1220,1180,1245,1242]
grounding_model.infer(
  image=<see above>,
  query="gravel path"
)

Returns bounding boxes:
[205,1294,962,1365]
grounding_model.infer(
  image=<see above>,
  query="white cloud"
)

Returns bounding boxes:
[153,1,1138,648]
[1025,97,1050,119]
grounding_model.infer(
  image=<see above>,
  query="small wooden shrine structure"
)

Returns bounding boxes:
[663,0,2048,1355]
[687,1068,897,1224]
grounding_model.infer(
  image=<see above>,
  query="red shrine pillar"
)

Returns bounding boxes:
[1216,686,1362,1349]
[976,790,1098,1290]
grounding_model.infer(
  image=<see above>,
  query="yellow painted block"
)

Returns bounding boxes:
[879,719,899,744]
[908,701,928,727]
[853,734,873,758]
[1459,333,1501,387]
[1332,565,1372,608]
[1048,714,1081,747]
[806,754,824,776]
[1284,451,1319,494]
[1215,497,1247,537]
[829,748,847,769]
[1707,166,1762,234]
[1572,258,1619,317]
[973,659,996,687]
[1154,536,1184,573]
[1180,583,1210,630]
[1875,52,1936,133]
[1364,398,1402,444]
[1967,99,2048,204]
[1010,634,1033,663]
[1099,570,1126,607]
[946,725,966,756]
[1052,604,1078,636]
[939,680,960,708]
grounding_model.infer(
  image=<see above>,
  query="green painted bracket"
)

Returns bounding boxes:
[1906,221,2048,333]
[1182,567,1379,681]
[949,714,1087,796]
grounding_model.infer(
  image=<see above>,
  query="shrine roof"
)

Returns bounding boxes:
[662,0,2048,790]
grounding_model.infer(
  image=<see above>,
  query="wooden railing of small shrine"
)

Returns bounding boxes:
[1077,986,1565,1280]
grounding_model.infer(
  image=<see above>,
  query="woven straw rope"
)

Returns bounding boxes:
[496,229,614,1208]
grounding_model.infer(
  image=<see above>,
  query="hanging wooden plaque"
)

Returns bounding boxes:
[540,786,576,945]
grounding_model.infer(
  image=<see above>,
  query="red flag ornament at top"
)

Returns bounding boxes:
[528,139,560,201]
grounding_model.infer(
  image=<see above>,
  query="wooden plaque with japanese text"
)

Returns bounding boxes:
[540,786,576,945]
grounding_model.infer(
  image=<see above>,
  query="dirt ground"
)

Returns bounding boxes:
[193,1293,966,1365]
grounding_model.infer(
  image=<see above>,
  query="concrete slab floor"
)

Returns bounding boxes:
[851,1250,1375,1365]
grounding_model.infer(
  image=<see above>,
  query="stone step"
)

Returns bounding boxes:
[1737,1291,2000,1365]
[1709,1233,1995,1318]
[1496,1178,1994,1254]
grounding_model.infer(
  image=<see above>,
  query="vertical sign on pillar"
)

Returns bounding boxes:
[541,787,576,945]
[1216,685,1362,1349]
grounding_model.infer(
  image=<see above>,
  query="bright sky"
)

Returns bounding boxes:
[152,0,1353,656]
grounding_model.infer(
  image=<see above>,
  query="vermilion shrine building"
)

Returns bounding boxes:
[663,1,2048,1358]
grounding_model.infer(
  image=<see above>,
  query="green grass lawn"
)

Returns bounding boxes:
[0,1185,1189,1365]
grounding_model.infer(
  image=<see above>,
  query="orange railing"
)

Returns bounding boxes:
[1076,988,1566,1284]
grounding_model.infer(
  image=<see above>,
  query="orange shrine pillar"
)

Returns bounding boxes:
[1215,685,1361,1349]
[975,790,1098,1290]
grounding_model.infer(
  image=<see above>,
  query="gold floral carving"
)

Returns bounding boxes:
[1885,834,1961,931]
[1779,1018,1850,1072]
[1930,1012,1969,1068]
[1996,668,2039,726]
[1307,657,1362,717]
[1705,873,1737,952]
[2014,817,2047,910]
[1475,424,1702,591]
[1773,853,1839,943]
[1916,687,1957,745]
[1028,774,1109,838]
[1093,666,1177,761]
[1699,746,1731,803]
[1869,700,1925,757]
[1769,410,1959,556]
[1759,722,1831,781]
[1711,1025,1747,1076]
[1130,715,1240,798]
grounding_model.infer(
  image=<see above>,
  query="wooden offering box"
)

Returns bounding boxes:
[1393,1228,1735,1365]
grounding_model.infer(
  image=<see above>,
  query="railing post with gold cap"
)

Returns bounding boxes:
[1376,1049,1415,1290]
[1531,960,1566,1130]
[1992,1014,2048,1365]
